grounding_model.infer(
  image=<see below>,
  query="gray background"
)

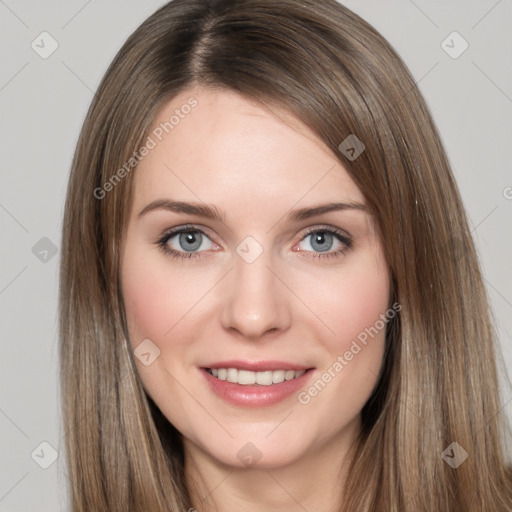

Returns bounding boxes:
[1,1,511,510]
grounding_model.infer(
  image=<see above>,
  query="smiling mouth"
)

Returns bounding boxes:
[205,367,309,386]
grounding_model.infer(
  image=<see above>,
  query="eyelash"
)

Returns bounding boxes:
[155,224,353,261]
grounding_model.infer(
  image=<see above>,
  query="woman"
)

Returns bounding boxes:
[59,0,512,510]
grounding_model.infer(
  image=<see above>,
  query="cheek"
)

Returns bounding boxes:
[121,246,204,347]
[294,268,390,423]
[305,254,390,351]
[337,273,389,344]
[123,265,171,345]
[306,251,390,402]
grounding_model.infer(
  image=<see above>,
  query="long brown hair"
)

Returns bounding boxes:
[59,0,512,510]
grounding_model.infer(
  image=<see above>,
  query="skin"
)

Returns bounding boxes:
[120,86,390,512]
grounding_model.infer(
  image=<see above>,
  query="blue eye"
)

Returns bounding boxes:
[156,227,215,259]
[175,231,207,252]
[156,225,352,261]
[296,228,352,259]
[303,231,336,252]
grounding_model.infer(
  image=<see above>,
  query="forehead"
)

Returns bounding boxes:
[132,87,365,215]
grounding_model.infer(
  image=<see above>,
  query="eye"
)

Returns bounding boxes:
[294,227,352,260]
[155,225,352,261]
[156,226,217,259]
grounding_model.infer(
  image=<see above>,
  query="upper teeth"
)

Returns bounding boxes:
[209,368,306,386]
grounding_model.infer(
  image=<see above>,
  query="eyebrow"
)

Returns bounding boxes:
[138,199,367,222]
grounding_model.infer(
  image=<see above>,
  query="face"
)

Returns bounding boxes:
[120,86,391,470]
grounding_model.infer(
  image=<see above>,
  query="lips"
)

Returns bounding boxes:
[199,360,316,407]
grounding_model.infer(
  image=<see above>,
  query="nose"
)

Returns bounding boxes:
[220,247,292,341]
